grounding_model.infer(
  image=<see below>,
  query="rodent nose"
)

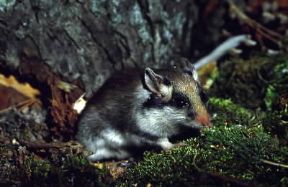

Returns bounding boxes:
[195,114,212,127]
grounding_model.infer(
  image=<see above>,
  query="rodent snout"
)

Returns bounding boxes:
[187,110,212,127]
[195,114,212,128]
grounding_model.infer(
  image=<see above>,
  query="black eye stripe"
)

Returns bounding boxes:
[171,92,191,108]
[142,90,207,110]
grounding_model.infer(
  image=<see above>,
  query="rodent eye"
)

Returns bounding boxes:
[172,93,190,108]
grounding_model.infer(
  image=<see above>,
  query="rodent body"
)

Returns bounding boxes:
[77,67,210,161]
[76,35,254,161]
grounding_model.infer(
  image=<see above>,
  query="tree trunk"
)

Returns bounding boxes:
[0,0,226,139]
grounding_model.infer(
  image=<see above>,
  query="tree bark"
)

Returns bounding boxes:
[0,0,226,139]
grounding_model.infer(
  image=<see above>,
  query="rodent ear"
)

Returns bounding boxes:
[144,68,173,102]
[179,58,199,82]
[190,64,199,82]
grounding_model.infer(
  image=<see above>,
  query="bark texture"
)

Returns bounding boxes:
[0,0,226,138]
[0,0,225,95]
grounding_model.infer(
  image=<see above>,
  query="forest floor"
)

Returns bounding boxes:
[0,54,287,186]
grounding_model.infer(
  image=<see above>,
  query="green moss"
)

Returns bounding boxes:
[23,156,52,179]
[56,155,109,186]
[119,142,203,186]
[210,54,288,110]
[2,54,287,186]
[118,98,288,186]
[208,97,262,127]
[61,155,90,170]
[264,56,288,111]
[262,111,288,143]
[264,85,278,111]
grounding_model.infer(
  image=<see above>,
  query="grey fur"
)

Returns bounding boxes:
[77,34,253,161]
[77,68,210,161]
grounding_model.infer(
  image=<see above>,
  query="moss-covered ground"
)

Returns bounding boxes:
[118,97,288,186]
[0,54,287,186]
[118,54,288,186]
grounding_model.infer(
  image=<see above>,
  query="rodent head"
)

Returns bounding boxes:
[143,63,211,128]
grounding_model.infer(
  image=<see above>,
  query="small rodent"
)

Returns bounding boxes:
[76,35,254,161]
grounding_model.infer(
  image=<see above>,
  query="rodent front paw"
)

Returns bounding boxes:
[157,138,174,150]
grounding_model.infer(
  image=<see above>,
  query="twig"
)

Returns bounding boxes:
[227,0,283,48]
[0,138,82,150]
[19,140,82,150]
[192,150,202,172]
[260,159,288,169]
[20,141,68,149]
[0,98,41,114]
